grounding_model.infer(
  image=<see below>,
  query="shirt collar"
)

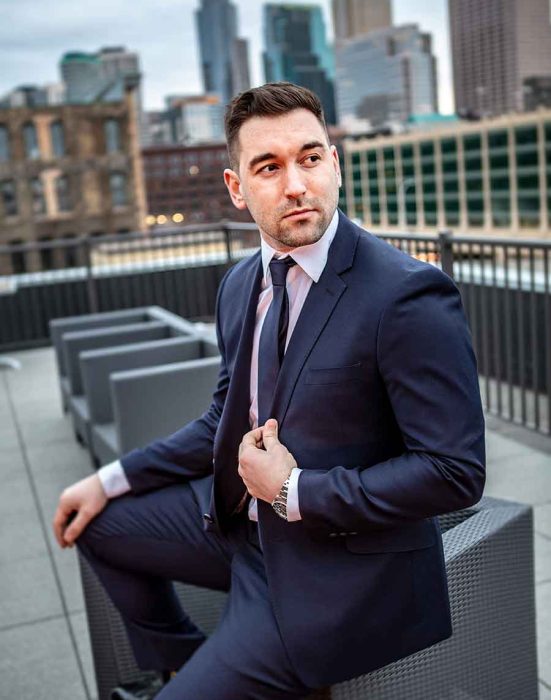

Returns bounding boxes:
[260,208,339,284]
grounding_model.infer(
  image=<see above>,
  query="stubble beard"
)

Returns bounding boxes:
[262,196,337,250]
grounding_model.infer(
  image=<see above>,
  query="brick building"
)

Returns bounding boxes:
[142,142,252,226]
[0,76,146,273]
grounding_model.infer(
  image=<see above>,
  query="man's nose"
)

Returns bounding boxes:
[284,166,307,198]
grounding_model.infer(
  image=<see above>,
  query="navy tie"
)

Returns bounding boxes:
[257,256,296,426]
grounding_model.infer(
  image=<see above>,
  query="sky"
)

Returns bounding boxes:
[0,0,454,113]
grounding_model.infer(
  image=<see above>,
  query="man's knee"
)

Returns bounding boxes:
[75,496,126,557]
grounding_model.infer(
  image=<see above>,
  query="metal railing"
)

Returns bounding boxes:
[1,223,549,436]
[379,230,551,436]
[0,222,257,349]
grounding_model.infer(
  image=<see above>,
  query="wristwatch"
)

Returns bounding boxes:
[271,470,293,521]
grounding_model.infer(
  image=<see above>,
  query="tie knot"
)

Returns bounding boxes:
[269,256,296,287]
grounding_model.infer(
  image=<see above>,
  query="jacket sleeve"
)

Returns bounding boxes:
[298,266,486,534]
[120,270,232,495]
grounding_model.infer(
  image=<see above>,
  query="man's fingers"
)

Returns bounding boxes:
[63,510,90,547]
[239,426,264,456]
[262,418,279,450]
[53,504,73,548]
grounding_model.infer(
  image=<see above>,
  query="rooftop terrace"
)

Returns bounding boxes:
[1,346,550,699]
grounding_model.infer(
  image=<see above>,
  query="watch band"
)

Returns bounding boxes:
[271,471,293,521]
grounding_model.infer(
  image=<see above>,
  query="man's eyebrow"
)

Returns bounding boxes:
[300,140,326,151]
[248,152,276,171]
[248,141,327,171]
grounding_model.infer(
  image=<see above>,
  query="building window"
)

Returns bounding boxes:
[56,175,72,212]
[0,125,10,162]
[488,130,510,228]
[367,151,381,224]
[105,119,121,153]
[441,138,460,227]
[38,236,54,270]
[1,180,18,217]
[109,172,128,206]
[9,239,27,274]
[545,123,551,218]
[400,144,417,226]
[50,121,65,158]
[463,134,484,227]
[420,141,437,226]
[30,177,46,215]
[352,152,364,221]
[383,147,398,225]
[515,126,539,228]
[23,122,40,160]
[63,234,78,268]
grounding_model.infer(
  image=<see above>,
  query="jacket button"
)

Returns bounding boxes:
[203,513,214,524]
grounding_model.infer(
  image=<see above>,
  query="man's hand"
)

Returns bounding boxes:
[238,419,297,503]
[52,473,108,549]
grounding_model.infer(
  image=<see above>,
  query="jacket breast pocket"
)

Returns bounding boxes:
[345,522,437,554]
[305,362,364,386]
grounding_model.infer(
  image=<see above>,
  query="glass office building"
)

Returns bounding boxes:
[339,109,551,238]
[335,24,437,127]
[263,3,336,124]
[196,0,250,105]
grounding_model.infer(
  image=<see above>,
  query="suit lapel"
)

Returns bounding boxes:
[220,254,263,433]
[213,253,262,520]
[270,213,359,428]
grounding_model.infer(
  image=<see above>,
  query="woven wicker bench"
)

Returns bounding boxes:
[77,496,538,699]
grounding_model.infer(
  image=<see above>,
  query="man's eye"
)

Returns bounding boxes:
[260,164,278,173]
[304,154,321,165]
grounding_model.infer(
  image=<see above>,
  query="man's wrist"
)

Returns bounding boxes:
[285,467,302,521]
[271,468,295,521]
[97,461,131,499]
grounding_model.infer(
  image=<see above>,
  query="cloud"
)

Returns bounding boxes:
[0,0,202,106]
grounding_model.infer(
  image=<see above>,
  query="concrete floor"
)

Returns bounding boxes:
[0,346,550,700]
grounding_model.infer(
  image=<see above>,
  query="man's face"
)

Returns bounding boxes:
[224,109,341,252]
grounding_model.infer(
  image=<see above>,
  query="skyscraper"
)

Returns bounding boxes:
[60,52,104,104]
[61,47,147,143]
[61,47,141,104]
[231,38,251,96]
[98,46,140,84]
[196,0,250,104]
[449,0,551,117]
[335,25,438,127]
[164,94,225,145]
[263,4,336,124]
[332,0,392,41]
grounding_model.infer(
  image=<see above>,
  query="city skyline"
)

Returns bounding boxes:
[1,0,453,113]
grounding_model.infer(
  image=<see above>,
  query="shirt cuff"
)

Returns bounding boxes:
[286,467,302,521]
[97,460,132,499]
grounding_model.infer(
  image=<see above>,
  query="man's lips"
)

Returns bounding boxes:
[282,208,316,219]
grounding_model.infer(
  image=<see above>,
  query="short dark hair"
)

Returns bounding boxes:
[224,82,328,170]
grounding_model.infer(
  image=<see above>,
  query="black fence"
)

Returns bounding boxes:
[0,223,257,349]
[379,231,551,435]
[1,224,549,436]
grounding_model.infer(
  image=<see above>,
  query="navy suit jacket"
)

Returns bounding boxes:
[121,211,486,686]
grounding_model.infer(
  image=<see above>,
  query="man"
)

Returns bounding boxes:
[53,82,485,699]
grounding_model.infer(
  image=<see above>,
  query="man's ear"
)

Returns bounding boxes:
[330,145,342,188]
[224,169,247,210]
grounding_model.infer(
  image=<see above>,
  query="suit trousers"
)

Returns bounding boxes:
[76,480,314,700]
